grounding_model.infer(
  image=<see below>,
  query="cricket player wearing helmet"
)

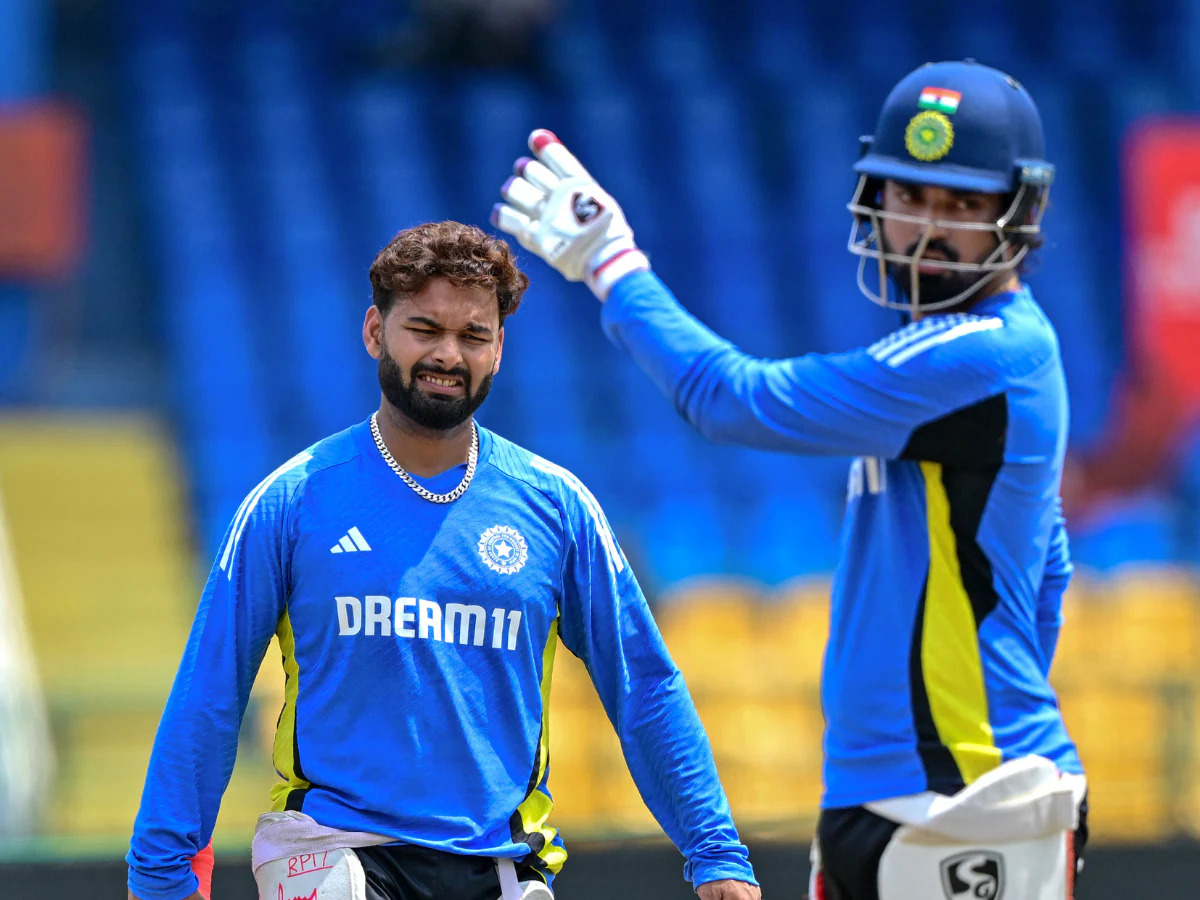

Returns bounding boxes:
[494,60,1088,900]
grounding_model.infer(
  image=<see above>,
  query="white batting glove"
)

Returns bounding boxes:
[491,129,650,300]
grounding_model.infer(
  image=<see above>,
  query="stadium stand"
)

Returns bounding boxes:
[0,416,196,834]
[0,415,286,838]
[540,573,1200,841]
[4,0,1200,856]
[101,0,1199,580]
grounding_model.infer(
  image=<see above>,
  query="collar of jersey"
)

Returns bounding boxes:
[963,282,1029,317]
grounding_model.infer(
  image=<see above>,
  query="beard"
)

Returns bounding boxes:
[377,344,494,431]
[882,234,997,309]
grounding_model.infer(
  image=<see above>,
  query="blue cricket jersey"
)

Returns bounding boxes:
[127,419,754,900]
[601,270,1083,809]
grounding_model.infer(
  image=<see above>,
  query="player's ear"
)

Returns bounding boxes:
[492,326,504,375]
[363,305,384,360]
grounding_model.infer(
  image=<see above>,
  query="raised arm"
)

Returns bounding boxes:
[494,130,1014,462]
[605,269,1019,459]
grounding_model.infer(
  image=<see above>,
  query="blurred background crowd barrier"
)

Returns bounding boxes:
[1,0,1200,895]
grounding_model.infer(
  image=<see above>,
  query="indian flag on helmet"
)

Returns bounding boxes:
[918,87,962,115]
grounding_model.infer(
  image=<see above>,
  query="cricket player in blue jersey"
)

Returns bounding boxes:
[493,61,1088,900]
[126,222,760,900]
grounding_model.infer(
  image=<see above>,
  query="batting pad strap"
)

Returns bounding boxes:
[497,858,522,900]
[494,858,555,900]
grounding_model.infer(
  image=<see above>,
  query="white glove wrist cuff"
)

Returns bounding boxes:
[586,242,650,300]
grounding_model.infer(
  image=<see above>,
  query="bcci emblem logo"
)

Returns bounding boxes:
[571,191,603,224]
[940,850,1004,899]
[478,525,528,575]
[905,110,955,162]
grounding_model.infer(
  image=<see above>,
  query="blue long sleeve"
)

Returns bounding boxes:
[129,422,756,892]
[1036,504,1073,675]
[601,270,1039,460]
[127,473,293,900]
[600,270,1085,802]
[554,487,755,888]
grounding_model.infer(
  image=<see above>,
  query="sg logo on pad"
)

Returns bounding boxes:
[940,850,1004,899]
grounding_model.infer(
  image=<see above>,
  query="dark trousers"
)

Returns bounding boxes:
[813,796,1089,900]
[353,844,546,900]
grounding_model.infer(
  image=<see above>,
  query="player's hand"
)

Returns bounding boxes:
[491,129,649,300]
[696,878,762,900]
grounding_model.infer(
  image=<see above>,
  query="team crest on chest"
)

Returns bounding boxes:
[478,525,528,575]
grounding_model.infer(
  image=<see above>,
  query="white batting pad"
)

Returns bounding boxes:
[254,847,367,900]
[878,829,1071,900]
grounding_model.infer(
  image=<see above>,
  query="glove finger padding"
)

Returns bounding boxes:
[493,129,649,295]
[491,203,539,252]
[515,157,561,194]
[528,129,593,180]
[500,175,548,218]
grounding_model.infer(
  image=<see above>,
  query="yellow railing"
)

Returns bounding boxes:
[0,415,196,839]
[245,570,1200,845]
[540,571,1200,843]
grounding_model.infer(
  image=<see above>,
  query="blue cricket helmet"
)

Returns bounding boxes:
[855,59,1053,192]
[847,60,1055,312]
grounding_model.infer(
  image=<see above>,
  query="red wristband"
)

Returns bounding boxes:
[190,843,214,900]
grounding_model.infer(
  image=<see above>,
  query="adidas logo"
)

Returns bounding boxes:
[330,527,372,554]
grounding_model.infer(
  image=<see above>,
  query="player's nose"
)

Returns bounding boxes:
[428,334,464,367]
[917,203,952,239]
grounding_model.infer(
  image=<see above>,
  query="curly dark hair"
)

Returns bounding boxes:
[369,221,528,322]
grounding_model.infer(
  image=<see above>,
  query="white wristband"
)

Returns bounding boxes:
[586,238,650,300]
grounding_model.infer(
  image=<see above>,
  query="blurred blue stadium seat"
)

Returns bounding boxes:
[1183,1,1200,104]
[743,2,813,88]
[108,1,1200,573]
[851,1,921,85]
[1069,493,1180,571]
[1179,425,1200,563]
[344,79,444,240]
[234,26,369,448]
[640,491,731,585]
[639,0,716,89]
[124,20,272,554]
[673,85,779,356]
[941,5,1019,67]
[1018,80,1114,448]
[1051,0,1122,77]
